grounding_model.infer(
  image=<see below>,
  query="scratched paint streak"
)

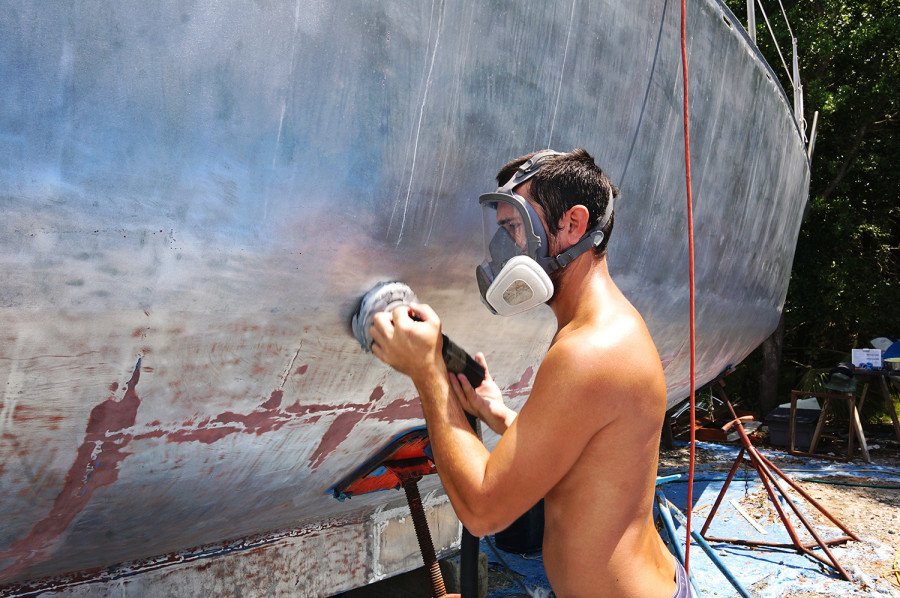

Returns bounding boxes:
[0,360,143,580]
[547,0,578,149]
[393,0,445,244]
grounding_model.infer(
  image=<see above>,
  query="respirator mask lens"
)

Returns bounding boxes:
[476,194,554,316]
[479,204,527,272]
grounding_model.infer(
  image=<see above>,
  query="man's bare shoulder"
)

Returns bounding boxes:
[539,307,665,412]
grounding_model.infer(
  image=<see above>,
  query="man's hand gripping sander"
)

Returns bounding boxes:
[351,281,485,388]
[337,282,483,598]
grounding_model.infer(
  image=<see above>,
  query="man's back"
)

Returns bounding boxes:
[531,272,674,597]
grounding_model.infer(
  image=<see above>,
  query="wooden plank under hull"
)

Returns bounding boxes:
[0,0,809,593]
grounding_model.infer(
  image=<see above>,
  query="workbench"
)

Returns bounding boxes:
[789,369,900,463]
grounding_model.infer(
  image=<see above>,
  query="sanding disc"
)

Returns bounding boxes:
[351,282,418,352]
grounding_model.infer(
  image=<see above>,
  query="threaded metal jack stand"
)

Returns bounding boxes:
[330,427,468,597]
[401,476,450,598]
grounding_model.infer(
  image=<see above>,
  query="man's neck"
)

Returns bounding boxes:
[548,254,617,332]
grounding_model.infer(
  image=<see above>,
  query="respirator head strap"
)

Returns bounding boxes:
[544,227,606,272]
[496,150,565,193]
[541,187,615,273]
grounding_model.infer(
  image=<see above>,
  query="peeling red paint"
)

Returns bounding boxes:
[0,361,142,580]
[374,397,423,422]
[301,387,432,472]
[167,427,240,444]
[211,409,284,434]
[260,390,282,410]
[283,402,335,416]
[0,366,426,582]
[308,411,366,470]
[138,391,364,449]
[506,366,535,396]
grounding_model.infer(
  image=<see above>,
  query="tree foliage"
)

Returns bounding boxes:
[724,0,899,373]
[712,0,899,416]
[788,0,899,357]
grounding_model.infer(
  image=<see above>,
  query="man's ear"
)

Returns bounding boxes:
[557,205,590,247]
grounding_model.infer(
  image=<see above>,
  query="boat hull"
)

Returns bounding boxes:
[0,0,808,593]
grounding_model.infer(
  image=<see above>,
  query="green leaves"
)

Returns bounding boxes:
[723,0,899,365]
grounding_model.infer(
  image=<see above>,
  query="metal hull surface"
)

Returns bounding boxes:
[0,0,809,594]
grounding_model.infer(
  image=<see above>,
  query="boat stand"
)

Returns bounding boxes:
[700,380,860,581]
[331,427,477,597]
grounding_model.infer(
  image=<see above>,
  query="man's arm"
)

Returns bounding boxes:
[370,303,614,536]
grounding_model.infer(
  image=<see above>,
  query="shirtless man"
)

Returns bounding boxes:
[370,149,688,597]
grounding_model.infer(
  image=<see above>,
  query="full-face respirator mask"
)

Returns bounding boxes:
[476,150,614,316]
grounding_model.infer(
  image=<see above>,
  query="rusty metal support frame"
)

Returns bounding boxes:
[700,381,859,582]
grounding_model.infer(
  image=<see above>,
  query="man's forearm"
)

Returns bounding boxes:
[412,369,494,530]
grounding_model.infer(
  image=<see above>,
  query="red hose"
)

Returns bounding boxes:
[680,0,697,575]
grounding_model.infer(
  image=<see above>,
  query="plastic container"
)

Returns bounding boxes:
[765,408,820,450]
[494,500,544,554]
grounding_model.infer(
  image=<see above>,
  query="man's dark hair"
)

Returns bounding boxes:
[496,148,618,256]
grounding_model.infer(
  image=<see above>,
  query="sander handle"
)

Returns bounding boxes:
[441,334,485,388]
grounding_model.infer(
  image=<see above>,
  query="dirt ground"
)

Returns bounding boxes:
[659,424,900,596]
